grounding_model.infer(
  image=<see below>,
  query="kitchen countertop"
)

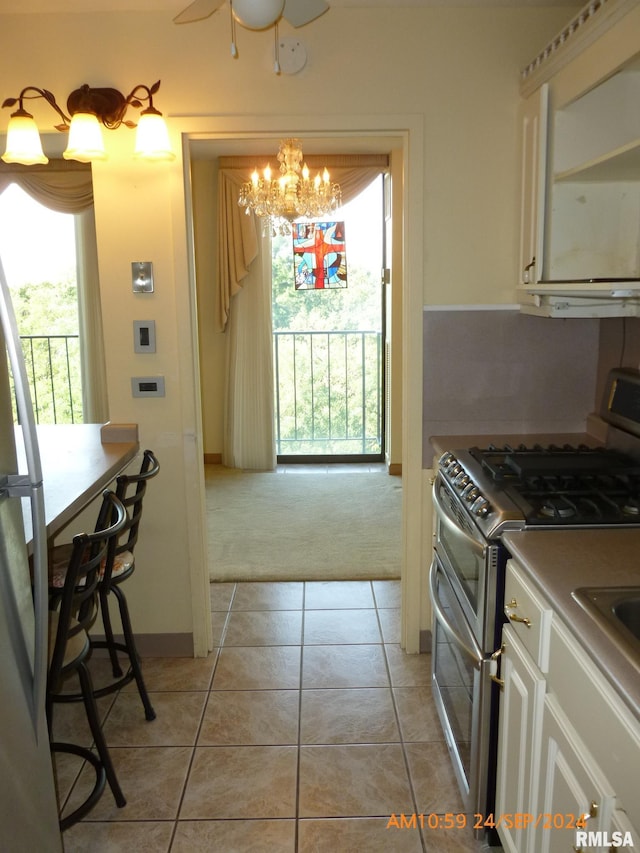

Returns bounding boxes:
[502,528,640,720]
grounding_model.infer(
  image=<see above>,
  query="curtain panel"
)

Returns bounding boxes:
[0,160,108,422]
[215,153,388,471]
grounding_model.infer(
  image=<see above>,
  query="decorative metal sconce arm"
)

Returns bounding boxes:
[2,79,173,164]
[2,86,70,130]
[2,80,165,131]
[125,80,163,119]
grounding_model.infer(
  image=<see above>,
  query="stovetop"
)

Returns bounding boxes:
[436,368,640,539]
[437,443,640,539]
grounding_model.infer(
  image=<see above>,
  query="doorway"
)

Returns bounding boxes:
[181,116,425,654]
[272,175,386,462]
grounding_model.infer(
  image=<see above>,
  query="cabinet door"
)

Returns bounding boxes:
[495,624,546,853]
[609,808,640,850]
[518,83,548,291]
[536,694,614,853]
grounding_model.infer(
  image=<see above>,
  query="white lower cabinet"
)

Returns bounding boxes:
[496,560,640,853]
[494,623,545,853]
[536,694,614,853]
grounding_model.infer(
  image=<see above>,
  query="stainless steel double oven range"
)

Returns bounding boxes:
[430,368,640,841]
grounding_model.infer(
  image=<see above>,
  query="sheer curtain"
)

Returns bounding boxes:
[216,153,388,470]
[0,161,108,422]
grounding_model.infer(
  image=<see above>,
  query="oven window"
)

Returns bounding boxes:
[436,483,485,613]
[433,568,474,787]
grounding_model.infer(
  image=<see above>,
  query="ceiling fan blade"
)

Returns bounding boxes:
[173,0,225,25]
[282,0,329,28]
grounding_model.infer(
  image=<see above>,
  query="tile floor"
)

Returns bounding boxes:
[54,580,496,852]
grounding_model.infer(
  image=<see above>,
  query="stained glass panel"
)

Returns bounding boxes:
[292,221,347,290]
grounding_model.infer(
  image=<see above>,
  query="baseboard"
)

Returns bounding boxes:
[92,632,194,657]
[388,462,402,476]
[204,453,222,465]
[419,629,432,654]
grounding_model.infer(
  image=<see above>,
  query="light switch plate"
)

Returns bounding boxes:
[132,261,154,293]
[131,376,165,397]
[133,320,156,353]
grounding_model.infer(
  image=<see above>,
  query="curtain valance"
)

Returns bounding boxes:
[0,160,93,213]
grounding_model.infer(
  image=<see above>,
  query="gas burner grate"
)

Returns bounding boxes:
[469,445,638,483]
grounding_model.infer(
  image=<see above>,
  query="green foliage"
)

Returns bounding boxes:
[13,279,79,336]
[10,277,82,424]
[272,235,381,332]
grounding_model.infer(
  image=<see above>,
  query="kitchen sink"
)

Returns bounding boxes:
[572,587,640,667]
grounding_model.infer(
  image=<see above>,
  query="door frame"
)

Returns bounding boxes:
[174,112,425,654]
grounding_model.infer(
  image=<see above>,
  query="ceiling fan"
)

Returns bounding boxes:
[173,0,330,30]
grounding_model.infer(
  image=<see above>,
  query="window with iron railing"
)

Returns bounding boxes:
[273,329,382,456]
[14,334,82,424]
[271,175,385,458]
[0,183,83,426]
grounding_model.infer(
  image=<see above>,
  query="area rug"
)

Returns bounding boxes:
[206,467,402,582]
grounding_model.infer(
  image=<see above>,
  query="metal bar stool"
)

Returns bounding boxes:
[47,490,127,830]
[90,449,160,721]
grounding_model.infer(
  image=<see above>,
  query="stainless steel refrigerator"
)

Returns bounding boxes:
[0,256,62,851]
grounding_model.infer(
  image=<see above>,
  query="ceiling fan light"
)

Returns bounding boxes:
[133,111,176,161]
[63,112,107,162]
[2,113,48,165]
[232,0,285,30]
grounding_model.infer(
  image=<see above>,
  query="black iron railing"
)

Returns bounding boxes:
[14,334,82,424]
[273,330,383,456]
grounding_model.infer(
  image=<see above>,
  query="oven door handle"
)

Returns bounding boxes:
[432,481,486,557]
[429,558,483,670]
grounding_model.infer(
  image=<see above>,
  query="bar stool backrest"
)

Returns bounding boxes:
[48,491,126,694]
[113,449,160,560]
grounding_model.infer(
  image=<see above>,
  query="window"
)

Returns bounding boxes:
[0,183,82,423]
[0,168,107,425]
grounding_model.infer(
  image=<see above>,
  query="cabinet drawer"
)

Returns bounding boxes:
[504,560,553,672]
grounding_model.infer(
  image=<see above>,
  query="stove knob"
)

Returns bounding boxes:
[471,496,491,517]
[462,484,479,502]
[449,464,462,477]
[454,472,470,489]
[439,452,454,469]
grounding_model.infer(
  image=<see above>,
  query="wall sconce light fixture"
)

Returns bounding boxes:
[2,80,175,165]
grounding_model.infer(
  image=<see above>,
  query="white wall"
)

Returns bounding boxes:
[0,5,577,649]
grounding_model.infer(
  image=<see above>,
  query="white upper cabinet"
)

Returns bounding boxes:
[517,0,640,316]
[546,59,640,287]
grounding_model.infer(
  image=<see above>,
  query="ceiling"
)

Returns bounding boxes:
[1,0,585,13]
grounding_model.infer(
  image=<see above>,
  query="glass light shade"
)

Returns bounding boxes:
[232,0,285,30]
[2,114,48,165]
[133,112,175,161]
[63,112,107,163]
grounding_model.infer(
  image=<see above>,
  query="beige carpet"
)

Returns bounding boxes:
[206,467,402,582]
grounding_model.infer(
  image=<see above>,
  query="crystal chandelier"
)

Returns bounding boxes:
[238,138,342,235]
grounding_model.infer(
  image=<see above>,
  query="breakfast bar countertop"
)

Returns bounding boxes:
[17,423,139,543]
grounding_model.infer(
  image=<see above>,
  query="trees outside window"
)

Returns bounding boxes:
[0,183,82,423]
